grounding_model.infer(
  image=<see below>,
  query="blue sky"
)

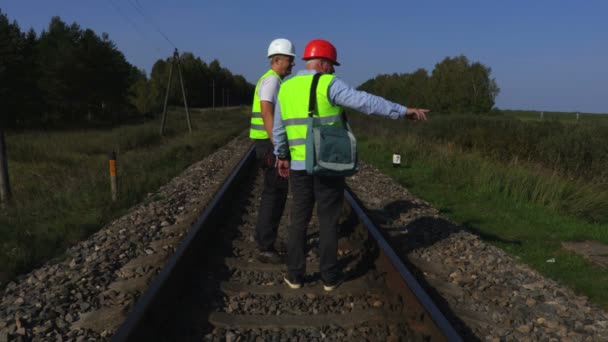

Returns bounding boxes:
[2,0,607,113]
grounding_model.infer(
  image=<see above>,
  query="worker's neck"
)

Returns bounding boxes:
[270,65,283,78]
[270,65,284,79]
[305,64,323,73]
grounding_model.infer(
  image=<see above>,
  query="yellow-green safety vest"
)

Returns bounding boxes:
[278,73,344,163]
[250,69,281,139]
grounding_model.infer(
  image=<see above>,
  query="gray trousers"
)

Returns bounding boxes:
[254,139,288,252]
[287,170,344,283]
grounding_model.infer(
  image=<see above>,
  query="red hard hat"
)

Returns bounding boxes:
[302,39,340,66]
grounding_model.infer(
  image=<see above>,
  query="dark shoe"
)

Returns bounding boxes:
[322,275,344,292]
[283,274,303,289]
[257,250,283,264]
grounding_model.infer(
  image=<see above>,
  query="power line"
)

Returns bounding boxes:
[129,0,177,49]
[103,0,164,55]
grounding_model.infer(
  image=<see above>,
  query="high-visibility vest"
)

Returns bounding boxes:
[278,73,344,162]
[250,69,281,139]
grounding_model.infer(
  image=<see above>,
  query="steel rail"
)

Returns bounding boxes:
[112,145,256,342]
[112,145,461,341]
[345,190,462,342]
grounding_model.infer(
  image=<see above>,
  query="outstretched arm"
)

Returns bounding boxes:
[405,107,429,121]
[328,77,429,120]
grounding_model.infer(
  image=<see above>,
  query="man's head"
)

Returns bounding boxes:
[302,39,340,74]
[268,38,296,77]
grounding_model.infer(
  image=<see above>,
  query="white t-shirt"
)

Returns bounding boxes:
[257,75,281,104]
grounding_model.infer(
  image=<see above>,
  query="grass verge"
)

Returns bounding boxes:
[0,107,249,285]
[352,113,608,309]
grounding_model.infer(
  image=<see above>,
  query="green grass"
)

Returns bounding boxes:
[352,114,608,309]
[0,107,250,285]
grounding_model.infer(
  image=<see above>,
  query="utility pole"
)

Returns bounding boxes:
[0,128,12,208]
[160,48,192,136]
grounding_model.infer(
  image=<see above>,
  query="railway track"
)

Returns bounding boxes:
[2,137,607,341]
[112,146,461,341]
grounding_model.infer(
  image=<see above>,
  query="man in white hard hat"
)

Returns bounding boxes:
[249,38,296,264]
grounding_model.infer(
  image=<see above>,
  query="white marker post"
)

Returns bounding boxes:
[392,153,401,168]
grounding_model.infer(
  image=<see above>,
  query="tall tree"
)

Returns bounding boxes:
[429,55,499,113]
[0,10,25,128]
[358,55,499,114]
[358,71,430,108]
[2,10,254,128]
[402,68,430,108]
[33,17,138,125]
[145,54,253,112]
[468,62,500,113]
[36,18,80,122]
[129,69,155,115]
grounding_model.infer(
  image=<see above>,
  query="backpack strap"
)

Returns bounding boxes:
[308,72,323,118]
[308,73,349,126]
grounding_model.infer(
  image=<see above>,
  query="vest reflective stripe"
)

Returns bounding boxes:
[250,69,280,139]
[278,73,343,162]
[288,138,306,146]
[282,113,343,126]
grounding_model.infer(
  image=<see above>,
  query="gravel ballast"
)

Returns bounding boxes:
[1,138,607,341]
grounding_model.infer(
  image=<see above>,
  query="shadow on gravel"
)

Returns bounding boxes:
[368,200,426,225]
[370,200,522,248]
[348,193,482,342]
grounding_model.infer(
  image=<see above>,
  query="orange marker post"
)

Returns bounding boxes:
[109,151,117,202]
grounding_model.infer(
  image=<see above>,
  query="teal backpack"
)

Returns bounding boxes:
[305,73,358,177]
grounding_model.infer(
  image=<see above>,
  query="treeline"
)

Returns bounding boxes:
[358,55,500,114]
[0,10,253,129]
[131,53,254,115]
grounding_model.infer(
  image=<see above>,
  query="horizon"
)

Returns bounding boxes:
[2,1,607,114]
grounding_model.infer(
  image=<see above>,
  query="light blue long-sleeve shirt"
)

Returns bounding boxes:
[273,69,408,170]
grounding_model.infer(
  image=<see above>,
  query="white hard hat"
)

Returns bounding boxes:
[267,38,295,58]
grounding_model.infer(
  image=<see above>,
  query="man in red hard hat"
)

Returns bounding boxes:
[273,39,429,291]
[250,38,296,264]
